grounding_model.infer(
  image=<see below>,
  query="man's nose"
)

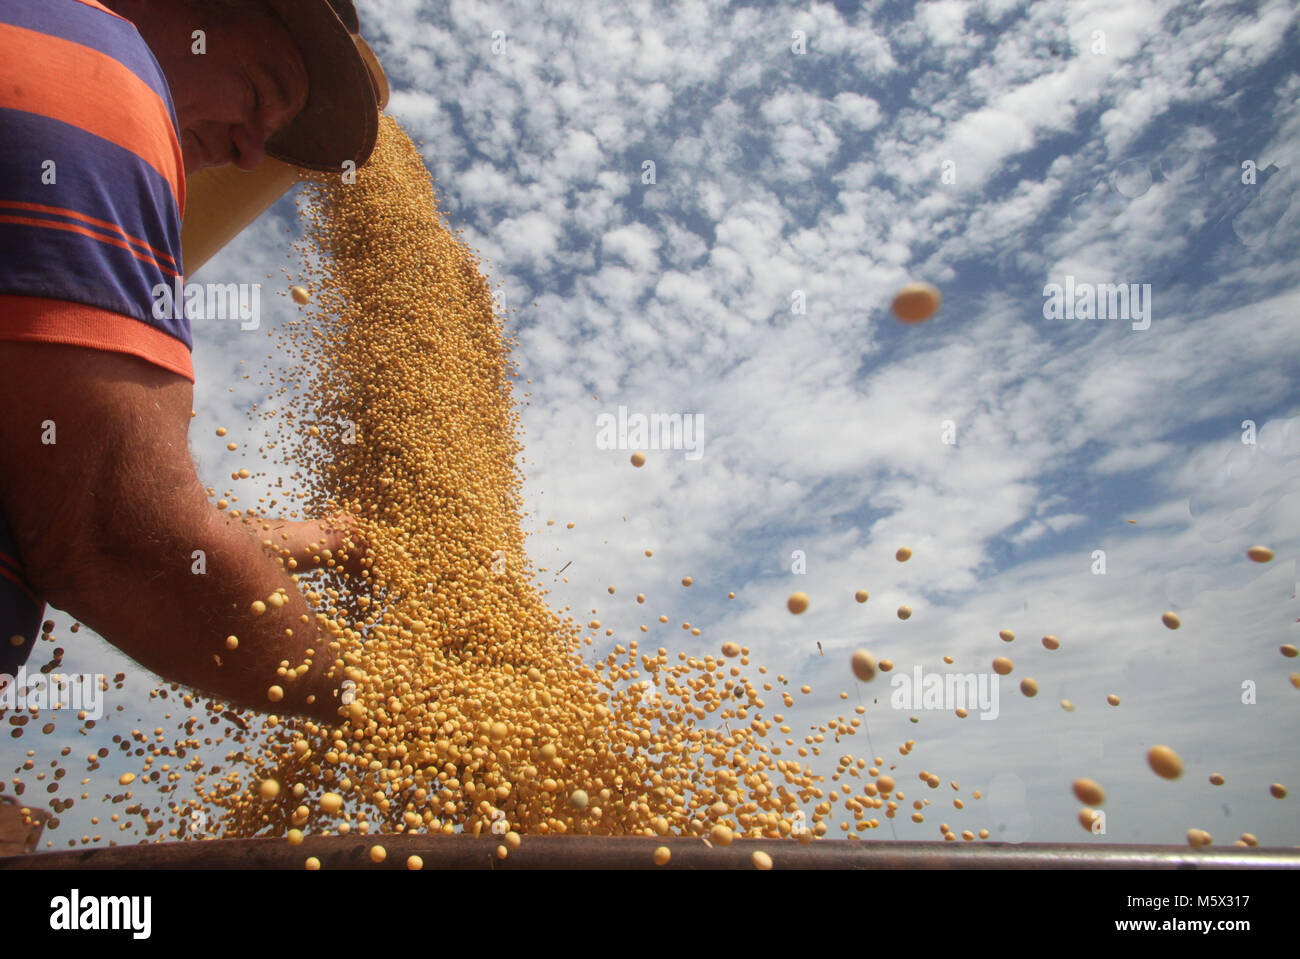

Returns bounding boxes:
[230,124,267,171]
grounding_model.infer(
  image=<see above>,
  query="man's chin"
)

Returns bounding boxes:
[180,133,203,176]
[181,131,225,175]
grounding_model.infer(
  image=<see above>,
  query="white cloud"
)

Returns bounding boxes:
[832,91,882,131]
[917,0,971,47]
[496,210,561,270]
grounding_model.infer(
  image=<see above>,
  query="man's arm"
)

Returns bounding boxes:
[0,341,349,723]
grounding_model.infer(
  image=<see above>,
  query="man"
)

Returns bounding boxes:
[0,0,383,724]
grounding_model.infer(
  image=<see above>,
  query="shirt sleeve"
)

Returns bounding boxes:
[0,0,192,382]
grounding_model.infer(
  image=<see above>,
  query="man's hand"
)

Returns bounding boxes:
[251,512,368,576]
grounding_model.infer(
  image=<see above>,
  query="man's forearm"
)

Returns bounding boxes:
[41,490,348,725]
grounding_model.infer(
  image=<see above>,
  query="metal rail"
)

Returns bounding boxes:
[3,836,1297,869]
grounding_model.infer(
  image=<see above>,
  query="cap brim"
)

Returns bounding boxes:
[262,0,380,172]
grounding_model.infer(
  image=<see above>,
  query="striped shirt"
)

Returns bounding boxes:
[0,0,190,669]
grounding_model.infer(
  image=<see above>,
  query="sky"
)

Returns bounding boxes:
[9,0,1300,852]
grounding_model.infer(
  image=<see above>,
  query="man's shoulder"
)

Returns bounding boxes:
[0,0,166,81]
[0,0,180,159]
[0,0,190,375]
[1,0,151,51]
[0,0,185,230]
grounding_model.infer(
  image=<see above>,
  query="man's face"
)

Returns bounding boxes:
[149,4,310,174]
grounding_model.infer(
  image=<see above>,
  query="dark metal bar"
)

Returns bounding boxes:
[3,836,1297,870]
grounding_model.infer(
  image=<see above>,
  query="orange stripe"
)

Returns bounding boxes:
[0,563,39,605]
[0,201,177,271]
[0,214,179,279]
[0,23,184,211]
[0,294,194,383]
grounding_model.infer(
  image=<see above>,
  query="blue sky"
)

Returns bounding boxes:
[11,0,1299,851]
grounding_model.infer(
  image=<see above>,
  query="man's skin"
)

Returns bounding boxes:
[0,0,365,724]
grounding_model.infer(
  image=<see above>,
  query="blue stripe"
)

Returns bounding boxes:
[0,109,182,265]
[0,0,178,131]
[0,108,184,271]
[0,109,189,347]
